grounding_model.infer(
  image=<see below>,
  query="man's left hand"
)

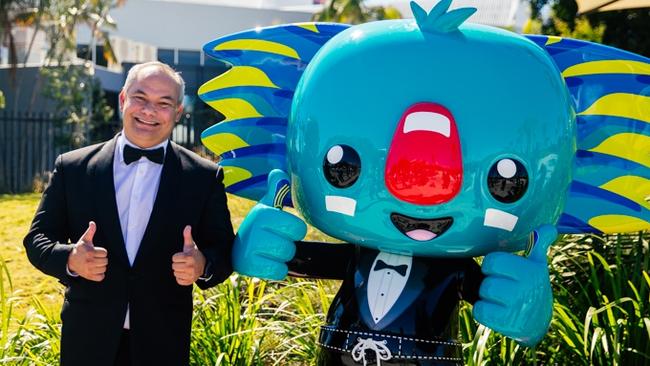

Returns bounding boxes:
[172,225,206,286]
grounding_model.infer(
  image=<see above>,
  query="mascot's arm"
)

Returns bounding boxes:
[473,225,557,347]
[288,241,355,279]
[232,169,355,280]
[232,170,307,280]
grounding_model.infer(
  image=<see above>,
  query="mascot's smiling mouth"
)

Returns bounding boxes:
[390,213,453,241]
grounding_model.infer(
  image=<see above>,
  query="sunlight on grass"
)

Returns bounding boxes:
[0,194,61,322]
[0,192,336,325]
[1,193,648,365]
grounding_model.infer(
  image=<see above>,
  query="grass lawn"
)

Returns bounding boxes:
[0,193,62,319]
[0,192,333,324]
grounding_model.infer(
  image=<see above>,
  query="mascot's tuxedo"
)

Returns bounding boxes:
[291,245,483,365]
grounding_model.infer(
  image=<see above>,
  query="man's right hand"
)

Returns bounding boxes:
[67,221,108,282]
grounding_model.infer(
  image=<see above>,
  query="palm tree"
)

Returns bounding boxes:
[44,0,123,66]
[313,0,402,24]
[0,1,41,78]
[1,0,123,111]
[0,0,47,112]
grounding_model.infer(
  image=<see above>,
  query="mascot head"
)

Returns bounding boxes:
[199,0,649,257]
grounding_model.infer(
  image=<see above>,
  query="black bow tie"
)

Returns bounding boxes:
[123,144,164,165]
[373,260,408,276]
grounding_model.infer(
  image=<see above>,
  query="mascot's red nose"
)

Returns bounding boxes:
[385,102,463,205]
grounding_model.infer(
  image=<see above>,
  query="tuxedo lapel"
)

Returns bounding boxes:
[91,135,130,267]
[132,142,181,268]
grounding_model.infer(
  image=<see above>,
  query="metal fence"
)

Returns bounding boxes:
[0,111,216,193]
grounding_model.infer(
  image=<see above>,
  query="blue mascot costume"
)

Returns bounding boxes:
[198,1,650,364]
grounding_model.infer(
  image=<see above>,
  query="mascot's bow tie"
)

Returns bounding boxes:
[373,260,408,276]
[124,145,164,165]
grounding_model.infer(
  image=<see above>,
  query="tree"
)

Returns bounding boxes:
[592,9,650,57]
[1,0,50,111]
[37,0,123,147]
[0,1,41,84]
[42,0,121,66]
[1,0,123,113]
[41,63,115,147]
[529,0,650,56]
[1,0,122,145]
[313,0,402,24]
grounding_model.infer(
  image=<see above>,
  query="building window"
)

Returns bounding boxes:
[158,49,175,65]
[76,44,108,67]
[178,50,201,66]
[95,45,108,67]
[77,44,91,60]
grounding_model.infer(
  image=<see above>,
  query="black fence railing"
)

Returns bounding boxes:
[0,110,219,193]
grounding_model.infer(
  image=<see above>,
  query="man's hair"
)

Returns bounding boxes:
[122,61,185,104]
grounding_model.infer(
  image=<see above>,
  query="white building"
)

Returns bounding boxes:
[76,0,316,55]
[3,0,531,71]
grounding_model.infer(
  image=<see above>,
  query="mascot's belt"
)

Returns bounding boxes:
[318,325,462,365]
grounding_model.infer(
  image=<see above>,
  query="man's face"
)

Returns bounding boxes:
[119,67,183,148]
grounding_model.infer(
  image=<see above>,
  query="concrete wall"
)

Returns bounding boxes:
[0,65,123,113]
[0,67,57,113]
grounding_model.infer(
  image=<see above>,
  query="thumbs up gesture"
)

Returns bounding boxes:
[232,169,307,280]
[67,221,108,282]
[473,225,558,347]
[172,225,206,286]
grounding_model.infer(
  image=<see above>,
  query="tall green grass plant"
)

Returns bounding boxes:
[189,277,336,365]
[459,232,649,365]
[549,233,650,365]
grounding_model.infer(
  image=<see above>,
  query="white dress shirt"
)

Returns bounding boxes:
[113,132,167,329]
[367,251,413,323]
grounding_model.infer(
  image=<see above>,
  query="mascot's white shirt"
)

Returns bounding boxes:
[367,251,413,323]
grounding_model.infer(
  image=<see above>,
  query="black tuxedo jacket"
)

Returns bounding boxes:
[24,135,235,366]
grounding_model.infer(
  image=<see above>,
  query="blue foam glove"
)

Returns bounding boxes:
[473,224,557,347]
[232,169,307,280]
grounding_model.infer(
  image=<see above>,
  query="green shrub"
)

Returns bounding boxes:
[458,232,650,365]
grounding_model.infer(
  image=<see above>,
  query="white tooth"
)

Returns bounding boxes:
[325,196,356,217]
[403,112,450,137]
[483,208,518,231]
[138,118,155,125]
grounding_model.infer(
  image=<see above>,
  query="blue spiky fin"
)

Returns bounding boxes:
[410,0,476,34]
[199,22,350,205]
[527,35,650,234]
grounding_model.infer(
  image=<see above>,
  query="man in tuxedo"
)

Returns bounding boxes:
[24,61,235,365]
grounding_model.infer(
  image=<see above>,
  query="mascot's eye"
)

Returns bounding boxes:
[487,158,528,203]
[323,145,361,188]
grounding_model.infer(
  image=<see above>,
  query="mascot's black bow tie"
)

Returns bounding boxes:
[373,260,408,276]
[123,145,164,165]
